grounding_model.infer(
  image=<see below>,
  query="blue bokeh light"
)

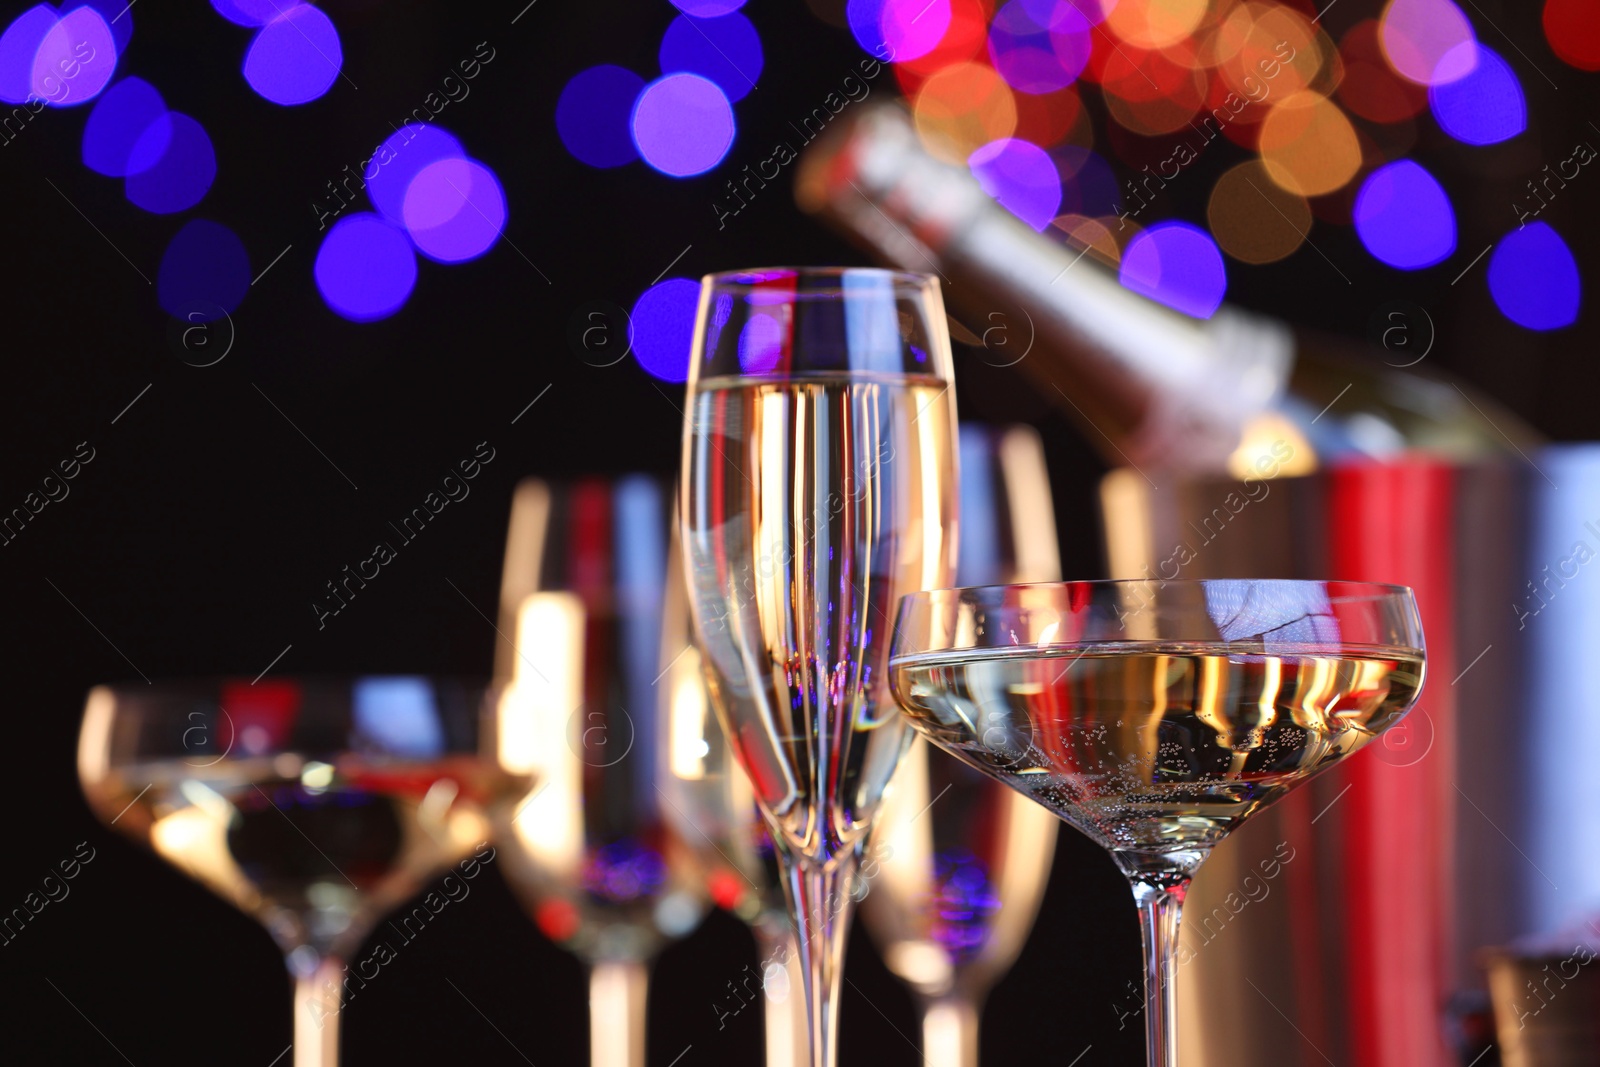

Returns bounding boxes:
[670,0,747,15]
[969,138,1062,231]
[555,65,645,169]
[1488,222,1579,331]
[660,13,763,103]
[1429,44,1525,146]
[367,124,464,226]
[125,113,215,214]
[737,310,786,374]
[1354,160,1457,270]
[1054,144,1121,216]
[402,157,506,263]
[1120,222,1227,319]
[243,4,342,106]
[210,0,288,27]
[630,277,700,381]
[78,0,132,53]
[158,219,250,321]
[631,73,735,178]
[848,0,952,64]
[32,6,118,107]
[82,76,167,176]
[988,0,1089,93]
[314,213,418,323]
[0,5,60,104]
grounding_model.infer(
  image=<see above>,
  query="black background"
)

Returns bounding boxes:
[0,0,1593,1064]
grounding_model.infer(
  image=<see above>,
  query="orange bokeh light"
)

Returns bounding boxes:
[913,60,1019,160]
[1259,90,1362,196]
[1106,0,1211,50]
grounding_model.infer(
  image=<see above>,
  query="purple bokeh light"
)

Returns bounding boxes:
[660,13,763,103]
[738,310,786,373]
[1429,44,1525,146]
[125,113,215,214]
[401,157,506,263]
[1020,0,1114,28]
[210,0,289,27]
[1120,222,1227,319]
[314,213,418,323]
[631,73,735,178]
[0,6,61,104]
[556,65,645,168]
[848,0,952,63]
[988,1,1090,94]
[83,76,167,176]
[1488,222,1579,331]
[1354,160,1456,270]
[158,219,250,321]
[243,4,342,106]
[1054,145,1121,215]
[32,6,117,107]
[669,0,747,15]
[1380,0,1477,85]
[969,138,1062,231]
[78,0,132,54]
[630,277,700,381]
[368,124,465,225]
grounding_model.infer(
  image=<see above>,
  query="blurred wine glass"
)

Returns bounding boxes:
[492,476,708,1067]
[79,677,527,1067]
[859,425,1061,1067]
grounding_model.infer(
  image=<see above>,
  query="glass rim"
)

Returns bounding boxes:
[699,266,939,295]
[89,674,493,700]
[898,578,1418,605]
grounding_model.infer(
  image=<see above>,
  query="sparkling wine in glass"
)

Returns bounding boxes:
[680,268,960,1067]
[78,677,531,1067]
[889,580,1426,1067]
[492,477,709,1067]
[861,424,1060,1067]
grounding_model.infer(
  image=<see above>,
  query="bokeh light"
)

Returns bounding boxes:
[1106,0,1208,50]
[1119,221,1226,318]
[738,308,787,374]
[1379,0,1477,85]
[1353,160,1455,269]
[125,113,216,214]
[1207,159,1309,265]
[1543,0,1600,71]
[1099,39,1208,136]
[556,66,645,168]
[632,73,736,177]
[402,158,507,263]
[987,1,1090,94]
[630,278,701,382]
[660,12,763,102]
[1051,212,1126,266]
[83,76,167,176]
[0,5,59,104]
[850,0,953,64]
[1488,222,1579,331]
[368,124,465,225]
[970,137,1062,230]
[243,4,343,106]
[1054,145,1121,216]
[211,0,289,27]
[33,6,117,107]
[314,213,418,323]
[671,0,747,15]
[1259,91,1362,196]
[913,61,1018,161]
[1022,0,1115,28]
[893,0,990,85]
[1337,19,1427,124]
[1428,44,1524,145]
[1012,83,1083,145]
[158,219,250,321]
[78,0,132,54]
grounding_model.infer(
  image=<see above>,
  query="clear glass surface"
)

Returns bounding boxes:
[78,676,529,1067]
[680,267,960,1067]
[889,580,1426,1067]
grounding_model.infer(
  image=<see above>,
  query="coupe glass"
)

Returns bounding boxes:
[860,425,1060,1067]
[78,676,530,1067]
[679,267,960,1067]
[492,476,709,1067]
[888,580,1426,1067]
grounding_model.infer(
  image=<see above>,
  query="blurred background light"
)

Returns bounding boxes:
[849,0,953,64]
[33,5,117,107]
[737,309,786,374]
[1379,0,1477,85]
[1207,159,1310,265]
[1051,212,1126,266]
[1119,221,1226,318]
[210,0,288,28]
[1353,159,1456,269]
[1543,0,1600,71]
[630,278,700,382]
[1106,0,1207,50]
[659,12,763,103]
[1012,82,1082,145]
[556,65,646,168]
[82,76,167,176]
[1053,145,1121,216]
[124,113,215,214]
[1428,43,1525,145]
[78,0,132,54]
[1258,91,1362,196]
[368,124,465,225]
[158,219,250,321]
[402,158,506,263]
[1488,222,1580,331]
[1337,19,1428,124]
[631,73,735,178]
[242,4,343,106]
[969,137,1062,231]
[987,0,1090,94]
[670,0,747,15]
[913,61,1018,161]
[0,5,61,104]
[314,213,417,323]
[1021,0,1114,29]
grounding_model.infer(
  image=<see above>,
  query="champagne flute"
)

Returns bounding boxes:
[679,267,960,1067]
[889,580,1426,1067]
[493,476,709,1067]
[860,424,1060,1067]
[78,676,529,1067]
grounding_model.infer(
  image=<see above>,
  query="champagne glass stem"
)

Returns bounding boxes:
[921,996,979,1067]
[754,926,808,1067]
[589,959,649,1067]
[779,849,861,1067]
[1130,878,1188,1067]
[292,956,345,1067]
